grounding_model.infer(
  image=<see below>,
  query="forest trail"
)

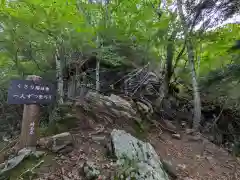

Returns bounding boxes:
[1,1,240,180]
[36,124,115,180]
[149,131,240,180]
[33,123,240,180]
[1,89,240,180]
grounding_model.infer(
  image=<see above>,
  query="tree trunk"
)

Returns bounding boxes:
[166,30,177,92]
[155,30,177,109]
[177,0,201,130]
[96,59,100,92]
[55,48,64,104]
[80,72,87,98]
[188,44,201,129]
[68,75,76,99]
[197,43,202,76]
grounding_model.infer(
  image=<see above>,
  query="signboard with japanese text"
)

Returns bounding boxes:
[7,79,56,104]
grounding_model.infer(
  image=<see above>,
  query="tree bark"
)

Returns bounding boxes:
[96,59,100,92]
[155,30,177,108]
[55,48,64,104]
[80,72,87,98]
[166,30,177,92]
[177,0,201,129]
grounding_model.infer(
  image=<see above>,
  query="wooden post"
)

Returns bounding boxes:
[19,75,41,150]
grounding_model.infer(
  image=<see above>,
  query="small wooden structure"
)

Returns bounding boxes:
[19,75,41,149]
[8,75,55,149]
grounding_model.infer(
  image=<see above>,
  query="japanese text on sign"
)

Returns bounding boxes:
[13,94,52,100]
[17,84,50,92]
[7,79,56,104]
[29,122,35,135]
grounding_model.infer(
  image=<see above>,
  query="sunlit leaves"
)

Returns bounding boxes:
[2,0,237,84]
[197,23,240,76]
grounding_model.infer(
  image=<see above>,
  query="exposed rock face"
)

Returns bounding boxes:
[82,161,100,180]
[37,132,73,153]
[74,92,149,130]
[110,129,169,180]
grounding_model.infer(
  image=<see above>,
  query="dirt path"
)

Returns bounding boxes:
[34,124,240,180]
[36,125,116,180]
[148,130,240,180]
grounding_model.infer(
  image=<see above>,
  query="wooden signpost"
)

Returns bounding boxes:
[7,75,55,150]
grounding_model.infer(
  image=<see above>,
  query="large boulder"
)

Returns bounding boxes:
[110,129,169,180]
[74,92,148,130]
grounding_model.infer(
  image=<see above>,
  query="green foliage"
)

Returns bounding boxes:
[200,63,240,111]
[197,24,240,76]
[0,0,239,80]
[0,0,173,79]
[201,64,240,87]
[0,0,240,153]
[39,103,78,136]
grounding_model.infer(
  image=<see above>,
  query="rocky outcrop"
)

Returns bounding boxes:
[110,129,169,180]
[74,92,151,129]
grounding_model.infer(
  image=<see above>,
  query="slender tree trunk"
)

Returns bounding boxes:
[80,72,87,98]
[188,44,201,129]
[96,34,101,94]
[96,59,100,92]
[155,30,177,108]
[197,43,202,76]
[55,48,64,104]
[166,30,177,92]
[177,0,201,130]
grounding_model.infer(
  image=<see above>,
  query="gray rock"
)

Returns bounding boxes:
[74,92,144,128]
[185,129,195,135]
[172,134,181,140]
[91,135,106,142]
[82,161,100,180]
[18,148,32,156]
[33,151,45,158]
[111,129,169,180]
[161,159,177,179]
[164,120,177,131]
[0,148,32,175]
[0,148,46,175]
[38,132,73,153]
[51,132,73,152]
[188,135,202,142]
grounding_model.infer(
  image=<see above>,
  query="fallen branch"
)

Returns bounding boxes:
[18,160,44,180]
[0,137,19,164]
[151,119,177,135]
[0,137,18,154]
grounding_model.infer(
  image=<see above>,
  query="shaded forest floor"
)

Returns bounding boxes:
[31,122,240,180]
[150,131,240,180]
[2,92,240,180]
